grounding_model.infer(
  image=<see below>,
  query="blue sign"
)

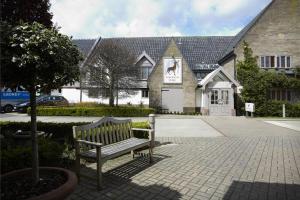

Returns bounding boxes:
[0,91,30,100]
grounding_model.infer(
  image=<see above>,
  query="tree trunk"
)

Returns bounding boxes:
[116,82,119,106]
[30,88,39,184]
[109,78,115,107]
[109,86,114,107]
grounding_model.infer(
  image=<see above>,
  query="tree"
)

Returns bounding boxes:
[0,22,82,183]
[1,0,53,27]
[237,41,300,116]
[85,40,138,106]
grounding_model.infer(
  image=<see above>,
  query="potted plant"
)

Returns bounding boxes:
[0,21,82,199]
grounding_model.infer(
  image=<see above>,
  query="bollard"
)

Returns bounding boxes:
[148,114,155,153]
[149,114,155,131]
[282,104,286,118]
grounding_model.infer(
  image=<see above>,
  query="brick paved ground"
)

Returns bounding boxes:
[200,117,300,137]
[70,136,300,200]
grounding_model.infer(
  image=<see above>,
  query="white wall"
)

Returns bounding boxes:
[201,89,209,108]
[195,88,202,107]
[55,88,149,105]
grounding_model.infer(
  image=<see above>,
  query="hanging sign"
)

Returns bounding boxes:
[163,57,182,84]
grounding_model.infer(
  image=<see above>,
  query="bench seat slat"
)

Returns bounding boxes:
[79,137,149,161]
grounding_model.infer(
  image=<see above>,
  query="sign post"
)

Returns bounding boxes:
[245,103,255,117]
[282,104,286,118]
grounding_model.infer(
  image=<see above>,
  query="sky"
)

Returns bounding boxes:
[50,0,272,39]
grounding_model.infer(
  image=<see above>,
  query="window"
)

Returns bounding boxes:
[141,67,152,80]
[281,56,285,68]
[287,56,291,68]
[287,90,291,101]
[260,55,292,68]
[276,90,281,101]
[270,56,275,68]
[271,90,276,100]
[210,90,218,104]
[265,56,270,68]
[269,89,292,102]
[141,90,149,98]
[261,57,265,68]
[221,90,229,104]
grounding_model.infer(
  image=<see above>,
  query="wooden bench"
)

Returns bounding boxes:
[72,116,155,190]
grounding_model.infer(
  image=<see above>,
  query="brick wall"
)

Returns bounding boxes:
[148,39,198,112]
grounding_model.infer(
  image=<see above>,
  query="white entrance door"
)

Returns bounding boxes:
[209,89,232,116]
[161,88,183,112]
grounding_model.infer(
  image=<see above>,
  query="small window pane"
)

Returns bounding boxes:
[266,56,270,68]
[281,90,286,101]
[287,91,291,101]
[211,92,214,104]
[142,90,149,98]
[271,56,275,68]
[222,90,229,104]
[271,90,276,100]
[261,57,265,68]
[281,56,285,68]
[277,90,281,101]
[287,56,291,68]
[141,68,149,79]
[211,90,218,104]
[277,56,280,68]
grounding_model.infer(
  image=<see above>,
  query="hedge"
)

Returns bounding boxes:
[259,101,300,117]
[0,121,150,174]
[237,100,300,117]
[0,121,150,146]
[28,106,155,117]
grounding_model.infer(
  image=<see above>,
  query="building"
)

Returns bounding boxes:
[57,0,299,116]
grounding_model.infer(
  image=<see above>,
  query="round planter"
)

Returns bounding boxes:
[1,167,77,200]
[12,131,45,146]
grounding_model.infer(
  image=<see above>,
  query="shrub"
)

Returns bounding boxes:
[1,138,64,174]
[0,121,150,173]
[0,121,150,146]
[261,101,300,117]
[70,102,109,107]
[28,106,155,117]
[238,100,300,117]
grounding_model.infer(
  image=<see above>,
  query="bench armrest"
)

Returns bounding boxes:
[76,139,102,147]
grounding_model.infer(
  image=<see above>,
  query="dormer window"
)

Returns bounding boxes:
[141,66,152,80]
[136,51,155,80]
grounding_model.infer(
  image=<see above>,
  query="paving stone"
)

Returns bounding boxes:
[70,136,300,200]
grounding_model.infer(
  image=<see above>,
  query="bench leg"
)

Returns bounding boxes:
[96,147,103,190]
[149,145,153,163]
[96,160,103,190]
[131,150,135,159]
[75,142,81,182]
[75,156,81,182]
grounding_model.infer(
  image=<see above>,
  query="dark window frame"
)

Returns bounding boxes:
[141,89,149,98]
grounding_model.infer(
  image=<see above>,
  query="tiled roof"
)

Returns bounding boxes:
[90,36,234,71]
[73,39,96,57]
[72,1,274,69]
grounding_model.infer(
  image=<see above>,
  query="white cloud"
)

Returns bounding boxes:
[51,0,104,38]
[192,0,253,17]
[213,27,243,36]
[50,0,272,38]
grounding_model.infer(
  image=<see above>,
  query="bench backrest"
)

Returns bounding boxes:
[73,117,132,147]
